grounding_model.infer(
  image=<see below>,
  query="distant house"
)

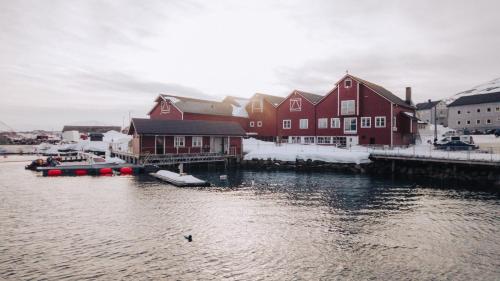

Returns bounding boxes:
[416,100,448,126]
[62,125,121,134]
[447,92,500,131]
[148,94,249,130]
[245,93,284,141]
[128,118,246,156]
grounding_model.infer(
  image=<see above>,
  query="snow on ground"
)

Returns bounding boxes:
[35,130,131,155]
[243,138,371,164]
[155,170,206,184]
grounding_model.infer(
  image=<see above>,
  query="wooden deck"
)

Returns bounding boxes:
[111,150,240,166]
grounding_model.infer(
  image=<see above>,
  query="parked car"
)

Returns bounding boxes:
[434,140,478,151]
[495,129,500,137]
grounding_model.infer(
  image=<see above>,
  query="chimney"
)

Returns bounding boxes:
[405,87,412,105]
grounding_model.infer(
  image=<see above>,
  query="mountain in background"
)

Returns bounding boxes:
[444,77,500,104]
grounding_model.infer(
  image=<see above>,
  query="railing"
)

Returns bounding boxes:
[142,152,227,165]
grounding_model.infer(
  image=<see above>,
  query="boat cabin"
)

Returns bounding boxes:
[127,118,246,156]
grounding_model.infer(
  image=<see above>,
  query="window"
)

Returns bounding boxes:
[341,100,355,115]
[477,108,481,113]
[457,110,461,114]
[318,118,328,129]
[393,116,397,130]
[257,121,262,127]
[291,136,301,143]
[496,107,500,112]
[466,120,471,125]
[331,118,340,128]
[375,116,386,128]
[487,108,491,112]
[249,121,255,127]
[457,121,461,125]
[344,118,357,133]
[486,119,491,124]
[283,119,291,129]
[317,136,332,144]
[304,137,315,144]
[466,111,470,114]
[174,136,185,147]
[251,99,263,113]
[344,79,352,88]
[476,119,481,124]
[299,119,308,129]
[160,100,170,114]
[290,98,302,112]
[361,117,371,128]
[192,136,202,147]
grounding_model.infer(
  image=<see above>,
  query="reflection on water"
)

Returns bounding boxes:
[0,157,499,280]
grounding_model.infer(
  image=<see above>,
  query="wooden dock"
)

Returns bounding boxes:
[370,154,500,167]
[111,151,238,166]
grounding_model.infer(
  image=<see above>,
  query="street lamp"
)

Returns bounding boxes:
[428,99,437,144]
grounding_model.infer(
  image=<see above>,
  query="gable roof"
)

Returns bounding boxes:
[416,100,441,110]
[347,75,414,108]
[150,94,234,117]
[447,92,500,107]
[129,118,246,136]
[62,125,121,133]
[252,93,285,107]
[295,90,324,104]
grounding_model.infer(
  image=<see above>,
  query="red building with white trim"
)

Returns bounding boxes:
[245,93,284,141]
[276,90,323,143]
[315,74,417,146]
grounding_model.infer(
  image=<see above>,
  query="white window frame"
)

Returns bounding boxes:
[251,99,263,113]
[249,121,255,127]
[192,136,203,147]
[160,100,170,114]
[283,119,291,129]
[344,118,357,134]
[341,100,355,115]
[291,136,301,143]
[318,118,328,129]
[317,136,332,144]
[299,119,308,129]
[361,117,371,128]
[303,136,315,144]
[290,98,302,112]
[257,121,262,127]
[393,116,397,131]
[344,79,352,88]
[331,118,340,128]
[174,136,185,147]
[375,116,386,128]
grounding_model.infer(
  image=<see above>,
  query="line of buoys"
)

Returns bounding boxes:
[47,169,62,177]
[74,169,88,176]
[99,168,113,175]
[120,167,133,175]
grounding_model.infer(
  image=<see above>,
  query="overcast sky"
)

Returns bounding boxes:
[1,0,499,130]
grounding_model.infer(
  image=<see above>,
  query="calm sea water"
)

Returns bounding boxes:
[0,156,499,280]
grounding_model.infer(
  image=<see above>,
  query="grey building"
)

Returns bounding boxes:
[447,92,500,131]
[416,100,448,126]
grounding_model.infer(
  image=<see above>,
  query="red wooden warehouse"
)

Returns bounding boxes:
[245,93,284,141]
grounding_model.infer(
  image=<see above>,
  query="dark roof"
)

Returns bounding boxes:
[416,100,440,110]
[62,125,121,133]
[159,94,234,116]
[349,75,414,108]
[129,118,246,136]
[295,90,324,104]
[448,92,500,107]
[253,93,285,106]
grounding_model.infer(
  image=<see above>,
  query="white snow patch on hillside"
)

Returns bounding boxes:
[243,138,371,164]
[444,77,500,105]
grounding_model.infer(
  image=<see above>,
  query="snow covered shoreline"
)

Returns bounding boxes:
[243,138,371,164]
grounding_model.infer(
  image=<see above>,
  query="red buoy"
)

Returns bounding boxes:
[74,169,88,176]
[120,167,133,175]
[47,169,62,177]
[99,168,113,175]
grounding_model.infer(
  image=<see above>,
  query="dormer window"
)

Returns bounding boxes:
[344,79,352,88]
[290,98,302,112]
[160,100,170,114]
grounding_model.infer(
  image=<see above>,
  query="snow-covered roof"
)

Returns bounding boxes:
[444,77,500,105]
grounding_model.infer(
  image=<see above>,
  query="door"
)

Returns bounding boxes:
[155,136,164,154]
[369,137,376,145]
[211,137,224,153]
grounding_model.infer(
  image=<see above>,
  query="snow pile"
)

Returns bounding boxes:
[155,170,206,184]
[444,77,500,105]
[243,138,371,164]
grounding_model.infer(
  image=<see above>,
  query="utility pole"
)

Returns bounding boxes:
[429,99,437,144]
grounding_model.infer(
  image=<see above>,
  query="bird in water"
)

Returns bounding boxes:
[184,235,192,242]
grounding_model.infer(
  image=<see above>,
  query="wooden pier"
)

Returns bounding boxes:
[111,150,239,166]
